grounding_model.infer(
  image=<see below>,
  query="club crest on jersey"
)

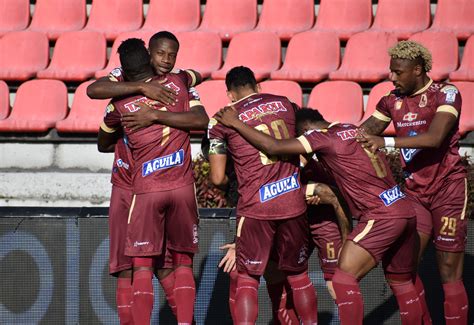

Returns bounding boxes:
[142,149,184,177]
[419,94,427,107]
[379,185,406,206]
[336,129,357,141]
[239,101,287,122]
[259,173,300,203]
[441,85,458,104]
[395,100,403,110]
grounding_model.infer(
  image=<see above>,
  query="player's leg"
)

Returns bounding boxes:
[263,259,299,325]
[276,214,318,325]
[431,178,468,325]
[383,217,422,325]
[165,184,199,325]
[155,243,177,317]
[125,192,167,325]
[234,216,275,324]
[410,195,434,324]
[228,269,239,322]
[109,185,134,324]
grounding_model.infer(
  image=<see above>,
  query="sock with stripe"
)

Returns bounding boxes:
[286,272,318,325]
[116,277,133,325]
[332,268,363,325]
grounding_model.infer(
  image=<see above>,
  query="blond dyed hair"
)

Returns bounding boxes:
[388,40,432,72]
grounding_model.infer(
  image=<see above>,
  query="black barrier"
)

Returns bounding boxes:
[0,208,473,324]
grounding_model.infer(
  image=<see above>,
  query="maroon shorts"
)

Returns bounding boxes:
[348,217,418,274]
[236,214,310,276]
[125,184,199,257]
[109,185,133,275]
[408,177,468,252]
[308,206,342,280]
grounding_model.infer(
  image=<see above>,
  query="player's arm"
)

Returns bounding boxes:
[97,128,122,152]
[98,103,122,152]
[215,106,306,155]
[87,78,177,105]
[359,116,390,136]
[185,69,203,87]
[208,138,229,190]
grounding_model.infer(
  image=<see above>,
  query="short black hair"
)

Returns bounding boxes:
[149,31,180,49]
[117,38,151,79]
[225,66,257,91]
[295,108,327,131]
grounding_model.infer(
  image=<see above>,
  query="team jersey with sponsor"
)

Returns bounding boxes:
[374,80,466,195]
[102,71,201,193]
[111,136,133,190]
[208,93,306,220]
[298,123,413,221]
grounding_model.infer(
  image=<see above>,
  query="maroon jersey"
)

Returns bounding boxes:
[110,136,133,190]
[208,93,306,220]
[374,80,467,195]
[101,71,201,193]
[298,123,413,221]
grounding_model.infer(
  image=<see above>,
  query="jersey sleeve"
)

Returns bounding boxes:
[188,86,203,109]
[372,95,392,122]
[436,84,462,119]
[297,129,331,154]
[107,67,125,82]
[185,70,199,87]
[101,103,121,133]
[207,118,228,155]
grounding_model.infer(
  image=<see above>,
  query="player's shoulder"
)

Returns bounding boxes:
[427,81,459,94]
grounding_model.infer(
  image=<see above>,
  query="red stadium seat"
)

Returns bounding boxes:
[362,81,396,135]
[196,80,229,118]
[95,31,154,78]
[409,31,459,81]
[37,31,106,81]
[329,32,397,83]
[84,0,143,41]
[0,80,67,132]
[28,0,86,40]
[56,81,109,133]
[430,0,474,40]
[307,81,363,124]
[255,0,314,40]
[370,0,430,39]
[312,0,372,41]
[211,32,281,81]
[452,82,474,135]
[0,0,30,37]
[0,80,10,120]
[271,31,340,83]
[198,0,257,41]
[141,0,200,32]
[0,31,49,81]
[175,32,222,79]
[259,80,303,107]
[449,35,474,81]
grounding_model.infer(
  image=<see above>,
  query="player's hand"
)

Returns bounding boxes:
[215,106,239,128]
[356,128,384,153]
[306,195,321,205]
[218,242,236,273]
[122,102,160,131]
[140,79,177,106]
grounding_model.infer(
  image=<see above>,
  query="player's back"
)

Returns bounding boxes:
[209,93,306,220]
[300,123,413,221]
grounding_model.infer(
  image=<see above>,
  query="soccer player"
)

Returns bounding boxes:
[359,40,468,325]
[98,130,135,324]
[208,66,318,324]
[215,107,423,325]
[101,38,208,325]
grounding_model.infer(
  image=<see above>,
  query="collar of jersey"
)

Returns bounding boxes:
[328,121,339,128]
[232,92,258,105]
[410,78,433,97]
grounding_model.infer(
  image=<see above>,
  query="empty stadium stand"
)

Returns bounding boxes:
[452,82,474,136]
[255,0,314,40]
[198,0,257,41]
[0,80,67,132]
[271,31,340,83]
[28,0,86,40]
[450,35,474,81]
[175,32,222,79]
[329,31,398,82]
[370,0,431,39]
[37,31,106,82]
[307,81,364,124]
[211,31,281,81]
[311,0,372,41]
[195,80,229,118]
[0,80,9,120]
[84,0,143,41]
[362,81,396,135]
[56,81,109,133]
[141,0,200,33]
[259,80,303,107]
[430,0,474,40]
[0,31,49,81]
[0,0,30,37]
[409,31,459,81]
